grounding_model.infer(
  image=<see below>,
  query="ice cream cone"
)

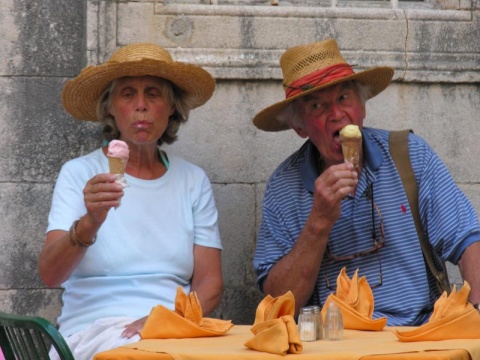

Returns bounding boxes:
[107,140,129,189]
[340,138,361,168]
[339,125,362,168]
[108,156,125,175]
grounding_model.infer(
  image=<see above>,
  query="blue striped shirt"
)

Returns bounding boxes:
[254,127,480,326]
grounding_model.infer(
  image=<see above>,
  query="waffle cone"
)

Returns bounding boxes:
[108,157,125,174]
[340,137,361,168]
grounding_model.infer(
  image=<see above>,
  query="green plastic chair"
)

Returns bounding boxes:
[0,311,74,360]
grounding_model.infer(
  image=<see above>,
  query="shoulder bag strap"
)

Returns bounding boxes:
[389,130,451,294]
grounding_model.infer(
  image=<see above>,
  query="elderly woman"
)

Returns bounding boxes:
[38,43,222,359]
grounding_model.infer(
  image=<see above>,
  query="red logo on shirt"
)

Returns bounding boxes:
[401,204,407,214]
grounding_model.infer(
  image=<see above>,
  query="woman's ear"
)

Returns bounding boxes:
[107,106,115,118]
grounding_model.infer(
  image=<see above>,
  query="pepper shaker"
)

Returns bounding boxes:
[310,305,323,340]
[324,302,343,340]
[298,306,317,342]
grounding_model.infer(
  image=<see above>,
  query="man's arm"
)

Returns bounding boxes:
[457,241,480,305]
[262,215,330,316]
[262,163,358,316]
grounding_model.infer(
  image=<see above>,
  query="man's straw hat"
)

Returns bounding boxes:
[253,39,394,132]
[62,43,215,121]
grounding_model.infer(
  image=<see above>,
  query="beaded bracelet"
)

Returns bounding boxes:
[69,220,97,248]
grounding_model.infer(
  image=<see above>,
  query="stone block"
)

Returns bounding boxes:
[208,184,265,324]
[165,80,304,184]
[446,263,462,287]
[0,289,62,324]
[0,0,86,77]
[404,11,479,82]
[0,77,102,183]
[213,184,256,286]
[367,83,480,184]
[255,183,266,237]
[107,3,480,82]
[0,183,54,288]
[460,184,480,217]
[211,285,264,324]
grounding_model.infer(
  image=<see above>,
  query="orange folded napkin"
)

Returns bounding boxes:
[244,291,303,355]
[140,287,233,339]
[321,267,386,331]
[393,281,480,341]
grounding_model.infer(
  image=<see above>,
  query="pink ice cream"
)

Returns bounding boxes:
[107,140,129,161]
[107,140,129,188]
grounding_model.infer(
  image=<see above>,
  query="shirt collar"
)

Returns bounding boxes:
[301,127,384,193]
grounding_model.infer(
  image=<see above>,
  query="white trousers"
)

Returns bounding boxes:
[50,317,141,360]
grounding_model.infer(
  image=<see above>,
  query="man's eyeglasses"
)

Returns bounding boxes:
[323,183,385,290]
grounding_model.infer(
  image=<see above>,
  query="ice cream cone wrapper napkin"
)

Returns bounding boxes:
[321,267,387,331]
[140,287,233,339]
[244,291,303,355]
[394,281,480,341]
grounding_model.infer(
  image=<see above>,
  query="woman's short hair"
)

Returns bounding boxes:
[96,77,190,146]
[277,80,372,130]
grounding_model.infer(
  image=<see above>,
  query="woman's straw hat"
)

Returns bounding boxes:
[62,43,215,121]
[253,39,394,132]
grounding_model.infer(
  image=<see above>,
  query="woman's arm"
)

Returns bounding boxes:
[38,173,124,287]
[190,245,223,316]
[121,245,223,339]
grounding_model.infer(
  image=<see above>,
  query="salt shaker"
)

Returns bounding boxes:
[310,305,323,340]
[324,302,343,340]
[298,306,317,342]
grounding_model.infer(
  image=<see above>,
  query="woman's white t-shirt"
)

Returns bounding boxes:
[46,148,222,337]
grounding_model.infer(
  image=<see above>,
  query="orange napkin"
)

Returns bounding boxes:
[394,281,480,341]
[244,291,303,355]
[140,287,233,339]
[321,267,386,331]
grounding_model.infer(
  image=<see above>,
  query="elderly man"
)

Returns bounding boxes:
[252,38,480,326]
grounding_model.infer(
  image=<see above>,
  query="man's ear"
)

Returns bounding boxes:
[290,121,308,139]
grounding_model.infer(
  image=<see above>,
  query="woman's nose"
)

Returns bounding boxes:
[135,95,147,111]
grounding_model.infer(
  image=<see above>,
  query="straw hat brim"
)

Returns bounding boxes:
[253,66,394,132]
[62,59,215,121]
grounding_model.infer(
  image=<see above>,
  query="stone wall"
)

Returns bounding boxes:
[1,0,479,325]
